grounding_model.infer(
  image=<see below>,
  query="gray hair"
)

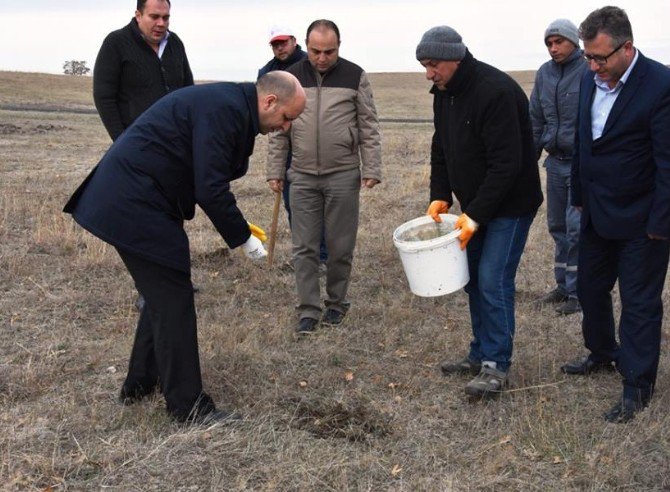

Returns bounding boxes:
[579,6,633,46]
[256,71,299,103]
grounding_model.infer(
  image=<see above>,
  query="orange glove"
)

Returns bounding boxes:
[426,200,449,222]
[455,213,479,250]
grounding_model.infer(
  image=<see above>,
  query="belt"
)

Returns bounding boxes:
[549,154,573,161]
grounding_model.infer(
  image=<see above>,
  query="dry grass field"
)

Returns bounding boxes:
[1,70,669,490]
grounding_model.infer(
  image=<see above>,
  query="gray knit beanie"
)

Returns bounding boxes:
[544,19,580,47]
[416,26,466,61]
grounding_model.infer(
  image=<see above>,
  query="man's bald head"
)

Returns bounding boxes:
[256,71,306,134]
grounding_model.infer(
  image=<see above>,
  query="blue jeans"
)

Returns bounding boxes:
[545,157,580,298]
[465,213,536,372]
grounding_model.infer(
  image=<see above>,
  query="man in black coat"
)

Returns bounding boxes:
[94,0,194,312]
[417,26,543,397]
[64,71,306,424]
[93,0,194,142]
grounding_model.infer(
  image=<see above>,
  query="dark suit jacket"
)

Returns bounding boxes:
[571,51,670,239]
[64,82,259,273]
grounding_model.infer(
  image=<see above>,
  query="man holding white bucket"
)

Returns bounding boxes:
[417,26,543,396]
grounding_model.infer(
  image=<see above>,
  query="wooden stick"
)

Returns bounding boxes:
[267,190,282,266]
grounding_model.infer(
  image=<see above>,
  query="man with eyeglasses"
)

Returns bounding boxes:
[562,6,670,423]
[531,19,587,316]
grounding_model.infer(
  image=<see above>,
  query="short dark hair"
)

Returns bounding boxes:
[579,6,633,46]
[306,19,340,44]
[257,71,299,103]
[137,0,171,12]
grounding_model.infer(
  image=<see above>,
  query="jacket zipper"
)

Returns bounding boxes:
[553,63,564,154]
[316,71,322,175]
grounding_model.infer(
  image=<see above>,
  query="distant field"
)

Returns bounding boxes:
[0,69,536,120]
[1,70,669,490]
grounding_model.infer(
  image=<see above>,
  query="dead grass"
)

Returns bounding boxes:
[1,71,669,490]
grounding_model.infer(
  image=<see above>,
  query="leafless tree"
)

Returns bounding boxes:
[63,60,90,76]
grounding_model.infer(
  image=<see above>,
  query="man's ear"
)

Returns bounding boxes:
[263,94,278,111]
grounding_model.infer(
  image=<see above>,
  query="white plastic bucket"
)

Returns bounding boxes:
[392,213,469,297]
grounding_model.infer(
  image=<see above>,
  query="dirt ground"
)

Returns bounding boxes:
[0,71,669,490]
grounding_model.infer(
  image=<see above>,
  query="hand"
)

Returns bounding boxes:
[426,200,449,223]
[361,178,379,189]
[241,234,268,260]
[648,233,668,240]
[268,179,283,193]
[247,222,267,242]
[455,213,479,250]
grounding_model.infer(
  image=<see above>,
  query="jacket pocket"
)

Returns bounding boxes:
[348,126,359,154]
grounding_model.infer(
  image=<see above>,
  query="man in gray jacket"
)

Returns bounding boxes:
[530,19,588,315]
[267,19,382,334]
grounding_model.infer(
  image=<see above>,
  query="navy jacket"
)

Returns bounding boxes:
[430,50,543,225]
[571,52,670,239]
[64,83,259,272]
[257,45,307,80]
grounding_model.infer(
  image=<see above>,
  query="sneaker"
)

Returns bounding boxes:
[295,317,319,334]
[321,308,345,326]
[537,287,568,305]
[464,364,508,396]
[555,297,581,315]
[440,356,482,376]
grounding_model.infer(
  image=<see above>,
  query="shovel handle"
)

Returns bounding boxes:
[267,191,282,266]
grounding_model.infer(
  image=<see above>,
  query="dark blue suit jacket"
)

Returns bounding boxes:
[571,52,670,240]
[64,82,259,272]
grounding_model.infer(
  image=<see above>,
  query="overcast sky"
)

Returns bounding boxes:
[1,0,669,80]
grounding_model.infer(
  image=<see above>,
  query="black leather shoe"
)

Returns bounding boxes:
[561,355,615,375]
[604,398,648,423]
[295,317,319,334]
[555,298,581,315]
[537,288,568,305]
[321,309,345,326]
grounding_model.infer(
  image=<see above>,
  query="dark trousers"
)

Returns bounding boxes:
[116,249,214,420]
[578,225,669,402]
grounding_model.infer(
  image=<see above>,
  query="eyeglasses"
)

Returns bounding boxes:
[583,41,626,65]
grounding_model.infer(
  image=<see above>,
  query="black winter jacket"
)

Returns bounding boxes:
[430,51,543,225]
[93,18,193,141]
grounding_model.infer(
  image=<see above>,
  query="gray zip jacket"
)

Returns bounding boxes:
[267,57,382,181]
[529,49,587,161]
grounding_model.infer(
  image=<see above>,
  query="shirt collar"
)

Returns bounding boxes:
[593,48,638,91]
